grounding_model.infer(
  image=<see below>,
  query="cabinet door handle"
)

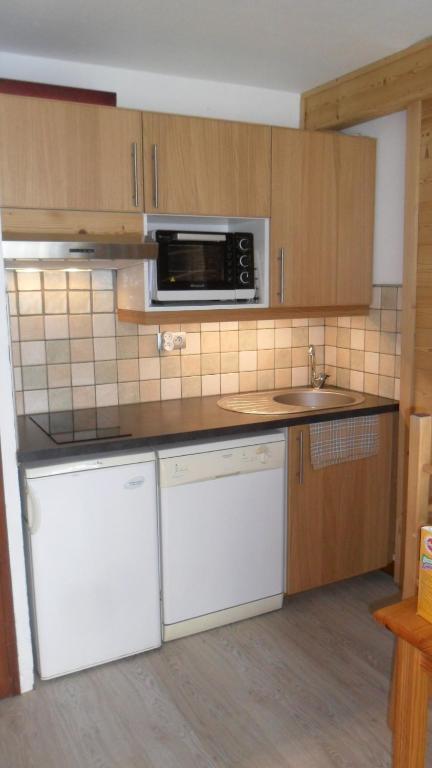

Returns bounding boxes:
[297,431,304,485]
[152,143,159,209]
[131,142,139,207]
[279,247,285,304]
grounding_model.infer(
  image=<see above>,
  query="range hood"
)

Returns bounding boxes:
[1,240,158,270]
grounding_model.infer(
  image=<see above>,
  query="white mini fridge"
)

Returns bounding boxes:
[23,451,161,679]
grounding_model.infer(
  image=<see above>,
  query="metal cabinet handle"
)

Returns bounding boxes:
[297,431,304,485]
[25,486,41,534]
[152,143,159,208]
[279,247,285,304]
[131,142,139,207]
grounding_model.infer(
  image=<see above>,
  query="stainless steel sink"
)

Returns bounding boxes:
[217,387,365,415]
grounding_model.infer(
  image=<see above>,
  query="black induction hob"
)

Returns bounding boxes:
[30,408,132,444]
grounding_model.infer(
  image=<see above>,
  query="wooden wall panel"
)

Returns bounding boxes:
[415,98,432,413]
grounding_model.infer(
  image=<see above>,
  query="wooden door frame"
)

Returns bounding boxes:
[0,447,20,698]
[300,40,432,584]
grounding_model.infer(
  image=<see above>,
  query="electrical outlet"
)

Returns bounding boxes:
[158,331,187,352]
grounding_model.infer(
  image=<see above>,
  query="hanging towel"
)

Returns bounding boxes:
[309,415,379,470]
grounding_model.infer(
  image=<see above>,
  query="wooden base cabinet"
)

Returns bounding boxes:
[286,413,397,595]
[271,128,376,310]
[0,94,143,212]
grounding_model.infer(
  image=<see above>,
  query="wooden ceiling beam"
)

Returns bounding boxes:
[301,37,432,131]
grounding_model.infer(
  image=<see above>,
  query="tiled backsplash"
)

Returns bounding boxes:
[5,271,401,415]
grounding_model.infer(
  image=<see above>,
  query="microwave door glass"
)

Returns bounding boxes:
[158,243,228,289]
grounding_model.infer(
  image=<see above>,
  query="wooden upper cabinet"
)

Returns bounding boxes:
[271,128,375,309]
[0,94,143,212]
[142,112,271,217]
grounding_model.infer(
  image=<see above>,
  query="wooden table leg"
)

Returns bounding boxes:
[388,640,400,731]
[393,638,429,767]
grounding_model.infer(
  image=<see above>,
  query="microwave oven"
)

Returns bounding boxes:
[150,230,256,303]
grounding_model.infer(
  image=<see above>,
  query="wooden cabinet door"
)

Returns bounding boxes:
[271,128,375,309]
[142,112,271,217]
[0,94,143,212]
[286,414,396,595]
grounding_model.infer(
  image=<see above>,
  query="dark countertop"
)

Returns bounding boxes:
[16,389,399,464]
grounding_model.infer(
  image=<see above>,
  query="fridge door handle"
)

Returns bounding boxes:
[25,486,41,534]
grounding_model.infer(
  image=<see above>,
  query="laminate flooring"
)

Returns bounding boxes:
[0,572,426,768]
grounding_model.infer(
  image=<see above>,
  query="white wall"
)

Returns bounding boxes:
[0,221,33,693]
[0,51,300,127]
[345,112,407,285]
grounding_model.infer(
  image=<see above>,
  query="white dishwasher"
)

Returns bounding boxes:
[23,450,161,679]
[158,432,286,641]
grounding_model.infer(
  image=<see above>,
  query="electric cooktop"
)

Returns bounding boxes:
[30,408,132,444]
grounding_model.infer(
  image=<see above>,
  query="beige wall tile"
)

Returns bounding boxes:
[70,338,94,363]
[220,321,239,331]
[92,271,113,290]
[18,292,42,315]
[364,373,379,395]
[257,319,274,329]
[94,337,116,361]
[379,332,396,355]
[96,383,118,407]
[201,332,220,353]
[379,354,395,377]
[257,349,274,370]
[160,356,181,378]
[336,327,350,348]
[257,370,275,390]
[365,331,380,352]
[117,336,138,359]
[181,376,202,398]
[8,293,17,316]
[17,272,41,291]
[95,360,118,384]
[116,319,138,336]
[275,319,292,327]
[378,375,395,398]
[69,314,92,338]
[72,385,95,410]
[138,324,159,336]
[220,331,238,352]
[181,355,201,377]
[238,320,256,330]
[118,382,140,404]
[92,291,114,313]
[46,340,70,364]
[291,366,308,386]
[19,316,44,341]
[69,291,91,314]
[292,346,308,367]
[337,316,351,328]
[292,318,308,327]
[350,370,364,392]
[308,326,324,345]
[336,347,350,368]
[68,271,90,290]
[139,334,158,357]
[381,310,397,332]
[371,286,381,309]
[275,368,291,388]
[139,357,161,380]
[184,332,201,355]
[47,364,71,389]
[276,327,294,347]
[92,313,115,337]
[350,316,366,329]
[350,350,364,371]
[350,329,365,350]
[220,373,239,394]
[23,389,48,413]
[221,352,239,373]
[45,314,69,339]
[381,286,398,309]
[325,346,336,366]
[239,350,257,371]
[239,371,257,392]
[336,368,350,388]
[239,330,257,350]
[71,362,95,386]
[14,367,22,391]
[140,380,160,402]
[15,392,24,415]
[257,328,274,349]
[22,365,47,390]
[48,387,72,412]
[394,378,400,399]
[44,291,67,314]
[117,359,139,382]
[12,343,21,366]
[201,322,220,332]
[201,353,220,375]
[21,341,46,366]
[364,352,379,374]
[275,348,291,368]
[325,326,337,346]
[201,374,221,396]
[365,309,381,331]
[180,323,201,332]
[9,316,19,342]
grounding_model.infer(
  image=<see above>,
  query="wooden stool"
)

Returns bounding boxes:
[374,597,432,767]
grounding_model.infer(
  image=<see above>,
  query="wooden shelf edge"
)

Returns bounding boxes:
[117,305,370,325]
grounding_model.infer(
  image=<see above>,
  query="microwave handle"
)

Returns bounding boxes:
[279,247,285,304]
[152,144,159,209]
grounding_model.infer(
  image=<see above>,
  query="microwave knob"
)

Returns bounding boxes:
[239,271,249,285]
[239,254,249,268]
[237,238,250,252]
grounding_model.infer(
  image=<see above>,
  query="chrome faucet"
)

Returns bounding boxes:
[308,345,329,389]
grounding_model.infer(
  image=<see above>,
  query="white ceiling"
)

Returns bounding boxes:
[1,0,431,92]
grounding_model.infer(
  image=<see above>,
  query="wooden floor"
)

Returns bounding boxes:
[0,572,426,768]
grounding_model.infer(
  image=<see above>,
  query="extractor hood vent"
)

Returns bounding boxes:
[1,240,158,270]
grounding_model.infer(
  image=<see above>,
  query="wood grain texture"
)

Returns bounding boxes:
[393,639,428,768]
[117,305,370,325]
[287,413,396,595]
[0,94,143,212]
[270,128,375,309]
[0,451,19,699]
[1,208,144,241]
[301,38,432,130]
[395,102,422,585]
[0,78,116,106]
[402,415,432,599]
[142,111,271,217]
[0,572,405,767]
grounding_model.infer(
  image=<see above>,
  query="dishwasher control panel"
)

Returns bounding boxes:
[159,441,285,488]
